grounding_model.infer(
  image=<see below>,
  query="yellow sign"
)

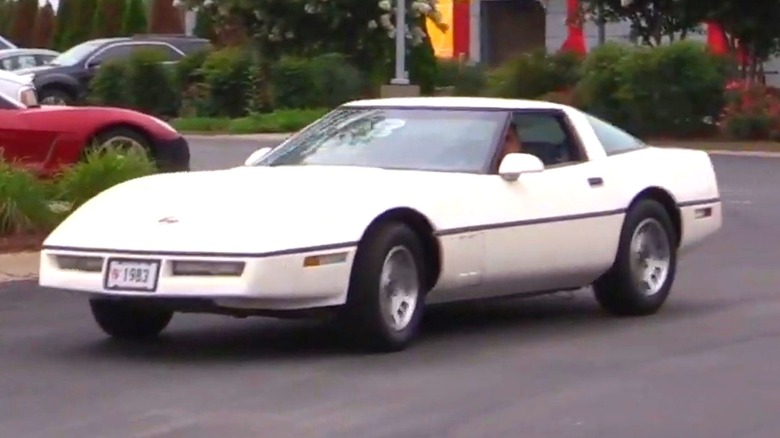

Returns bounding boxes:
[426,0,454,58]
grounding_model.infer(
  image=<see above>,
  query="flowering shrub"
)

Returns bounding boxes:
[719,80,780,141]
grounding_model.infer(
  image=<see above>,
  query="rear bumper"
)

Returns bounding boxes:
[153,135,190,172]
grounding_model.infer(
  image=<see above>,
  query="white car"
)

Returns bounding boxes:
[0,68,37,107]
[38,97,722,352]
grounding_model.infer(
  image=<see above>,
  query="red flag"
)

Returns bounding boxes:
[705,21,728,55]
[560,0,587,55]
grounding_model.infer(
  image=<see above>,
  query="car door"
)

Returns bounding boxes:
[476,110,624,297]
[0,96,61,170]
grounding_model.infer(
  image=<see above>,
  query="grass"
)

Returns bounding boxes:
[171,108,329,134]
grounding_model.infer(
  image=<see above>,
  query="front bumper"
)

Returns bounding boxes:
[153,135,191,172]
[38,246,356,311]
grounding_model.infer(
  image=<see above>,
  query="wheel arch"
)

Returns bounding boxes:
[37,79,79,100]
[356,207,443,290]
[627,186,682,246]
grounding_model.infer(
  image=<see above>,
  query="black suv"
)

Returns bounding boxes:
[15,34,211,105]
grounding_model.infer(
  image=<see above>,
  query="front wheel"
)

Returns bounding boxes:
[89,299,173,340]
[593,199,678,316]
[341,223,428,352]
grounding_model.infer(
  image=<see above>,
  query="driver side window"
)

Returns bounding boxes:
[509,111,583,166]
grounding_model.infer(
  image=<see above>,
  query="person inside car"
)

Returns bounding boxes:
[501,122,523,158]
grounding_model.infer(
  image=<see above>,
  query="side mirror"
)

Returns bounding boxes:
[498,153,544,181]
[244,147,272,166]
[85,59,102,69]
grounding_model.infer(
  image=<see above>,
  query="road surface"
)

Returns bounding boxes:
[1,141,778,438]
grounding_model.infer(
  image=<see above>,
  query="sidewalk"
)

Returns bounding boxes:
[0,252,39,282]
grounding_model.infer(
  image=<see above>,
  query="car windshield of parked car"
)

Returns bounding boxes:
[50,40,103,66]
[256,107,508,173]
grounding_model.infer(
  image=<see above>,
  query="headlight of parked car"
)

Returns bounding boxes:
[18,86,38,107]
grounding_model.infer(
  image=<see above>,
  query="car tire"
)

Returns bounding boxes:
[38,88,74,106]
[593,199,678,316]
[89,298,173,340]
[342,222,428,352]
[90,127,152,158]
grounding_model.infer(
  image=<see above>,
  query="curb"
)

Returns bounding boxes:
[0,251,39,283]
[705,150,780,158]
[184,133,294,142]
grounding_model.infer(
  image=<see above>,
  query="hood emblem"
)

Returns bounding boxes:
[158,216,179,224]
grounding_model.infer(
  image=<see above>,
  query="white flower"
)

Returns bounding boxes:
[203,0,213,6]
[172,0,182,7]
[411,1,431,15]
[621,0,633,6]
[285,31,295,39]
[380,13,393,29]
[367,20,378,29]
[378,0,392,11]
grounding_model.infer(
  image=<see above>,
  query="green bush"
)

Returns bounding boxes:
[575,42,633,125]
[0,155,56,235]
[270,56,319,109]
[200,47,253,118]
[486,50,582,99]
[407,35,438,95]
[579,41,732,137]
[123,49,178,118]
[53,146,157,210]
[307,53,365,107]
[436,58,488,96]
[88,60,128,107]
[174,48,211,93]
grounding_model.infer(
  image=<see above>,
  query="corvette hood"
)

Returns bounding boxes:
[45,166,479,254]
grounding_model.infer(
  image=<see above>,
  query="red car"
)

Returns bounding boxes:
[0,89,190,177]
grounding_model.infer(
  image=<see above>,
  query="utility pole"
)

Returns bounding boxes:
[391,0,409,85]
[597,2,606,45]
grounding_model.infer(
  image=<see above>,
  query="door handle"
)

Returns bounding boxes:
[588,177,604,187]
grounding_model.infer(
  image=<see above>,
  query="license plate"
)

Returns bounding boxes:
[104,258,161,292]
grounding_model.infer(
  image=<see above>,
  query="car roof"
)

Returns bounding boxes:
[0,48,59,57]
[342,96,570,111]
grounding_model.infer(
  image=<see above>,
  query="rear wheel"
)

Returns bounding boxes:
[593,199,678,316]
[89,299,173,340]
[341,223,428,352]
[38,87,74,106]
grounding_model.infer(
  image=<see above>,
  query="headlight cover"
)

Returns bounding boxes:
[18,86,38,107]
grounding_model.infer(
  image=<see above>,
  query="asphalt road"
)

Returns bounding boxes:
[1,141,779,438]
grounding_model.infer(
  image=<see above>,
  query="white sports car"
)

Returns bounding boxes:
[38,97,722,352]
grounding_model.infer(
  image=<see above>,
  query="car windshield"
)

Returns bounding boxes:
[256,107,508,173]
[50,40,104,66]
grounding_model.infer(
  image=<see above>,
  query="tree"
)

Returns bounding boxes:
[121,0,148,36]
[700,0,780,80]
[92,0,126,38]
[582,0,702,46]
[0,0,14,35]
[149,0,185,33]
[9,0,38,47]
[53,0,76,50]
[69,0,98,44]
[193,5,216,41]
[174,0,449,77]
[33,1,56,48]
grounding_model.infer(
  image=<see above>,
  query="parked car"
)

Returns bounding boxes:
[14,34,211,105]
[0,86,190,176]
[37,97,723,352]
[0,68,37,107]
[0,48,59,71]
[0,35,16,50]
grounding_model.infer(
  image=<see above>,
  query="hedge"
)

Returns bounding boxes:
[87,40,760,141]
